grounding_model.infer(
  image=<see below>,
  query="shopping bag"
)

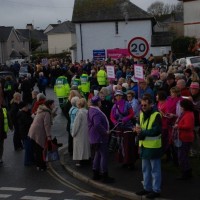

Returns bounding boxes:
[43,140,60,162]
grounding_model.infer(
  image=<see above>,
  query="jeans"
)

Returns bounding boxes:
[142,159,161,193]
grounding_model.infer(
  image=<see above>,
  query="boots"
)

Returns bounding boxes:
[92,170,101,180]
[176,169,193,180]
[102,172,115,183]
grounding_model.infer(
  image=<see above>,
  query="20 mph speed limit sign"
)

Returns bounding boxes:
[128,37,149,58]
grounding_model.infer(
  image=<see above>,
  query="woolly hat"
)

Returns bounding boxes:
[91,96,101,104]
[190,82,199,89]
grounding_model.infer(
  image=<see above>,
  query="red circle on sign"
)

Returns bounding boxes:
[128,37,149,59]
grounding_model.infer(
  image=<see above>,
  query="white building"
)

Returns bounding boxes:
[72,0,172,61]
[47,21,76,60]
[179,0,200,39]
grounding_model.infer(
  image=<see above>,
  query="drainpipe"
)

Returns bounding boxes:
[80,24,83,60]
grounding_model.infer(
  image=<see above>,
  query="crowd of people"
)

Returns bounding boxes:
[0,54,200,199]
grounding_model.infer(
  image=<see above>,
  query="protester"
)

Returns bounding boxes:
[31,93,46,116]
[0,103,12,165]
[173,99,195,180]
[28,100,56,171]
[135,96,162,199]
[71,98,91,166]
[9,92,23,151]
[17,102,33,166]
[88,95,114,183]
[110,90,137,169]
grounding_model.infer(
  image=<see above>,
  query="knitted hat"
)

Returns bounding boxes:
[190,82,199,89]
[91,96,101,104]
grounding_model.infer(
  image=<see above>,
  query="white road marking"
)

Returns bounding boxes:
[21,196,50,200]
[0,187,25,191]
[0,194,12,198]
[35,189,64,194]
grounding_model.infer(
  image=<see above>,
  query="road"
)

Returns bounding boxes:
[0,88,112,200]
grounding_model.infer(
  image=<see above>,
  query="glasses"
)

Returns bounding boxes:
[141,104,147,107]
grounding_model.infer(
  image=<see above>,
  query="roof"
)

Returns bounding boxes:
[17,29,47,41]
[72,0,153,23]
[156,12,183,23]
[0,26,13,41]
[47,21,75,34]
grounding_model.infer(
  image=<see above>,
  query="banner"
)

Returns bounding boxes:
[107,49,130,59]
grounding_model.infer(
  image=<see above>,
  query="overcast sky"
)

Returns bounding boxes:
[0,0,178,29]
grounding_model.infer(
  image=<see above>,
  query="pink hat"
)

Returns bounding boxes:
[190,82,200,89]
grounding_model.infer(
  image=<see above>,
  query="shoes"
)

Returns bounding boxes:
[36,166,47,171]
[101,172,115,183]
[92,170,101,180]
[146,192,160,199]
[0,160,3,166]
[136,189,151,196]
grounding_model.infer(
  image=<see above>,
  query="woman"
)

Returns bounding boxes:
[126,90,139,119]
[88,95,114,183]
[156,91,169,156]
[71,98,91,166]
[31,93,46,116]
[28,100,55,171]
[110,90,136,169]
[69,96,79,134]
[9,92,23,151]
[173,99,195,180]
[166,87,183,163]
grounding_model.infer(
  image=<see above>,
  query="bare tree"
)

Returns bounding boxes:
[147,1,183,16]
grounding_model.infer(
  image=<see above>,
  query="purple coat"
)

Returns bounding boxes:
[88,106,109,144]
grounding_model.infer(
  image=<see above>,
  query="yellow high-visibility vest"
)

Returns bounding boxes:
[139,111,161,148]
[2,108,8,133]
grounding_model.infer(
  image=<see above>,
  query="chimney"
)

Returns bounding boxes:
[26,24,34,30]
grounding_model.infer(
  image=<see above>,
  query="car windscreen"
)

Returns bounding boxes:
[190,57,200,64]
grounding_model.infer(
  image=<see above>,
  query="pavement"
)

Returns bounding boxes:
[54,146,200,200]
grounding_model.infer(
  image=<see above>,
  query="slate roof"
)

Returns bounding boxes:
[17,29,47,41]
[0,26,13,41]
[47,21,75,34]
[72,0,153,23]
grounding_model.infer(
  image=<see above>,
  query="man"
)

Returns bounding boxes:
[54,74,70,109]
[138,79,154,101]
[161,73,176,96]
[135,96,162,199]
[80,71,90,99]
[97,66,107,89]
[176,79,190,97]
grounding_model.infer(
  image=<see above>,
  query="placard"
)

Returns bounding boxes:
[134,64,144,80]
[106,65,115,79]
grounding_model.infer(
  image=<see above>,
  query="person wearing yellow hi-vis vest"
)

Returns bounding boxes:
[79,71,90,99]
[134,96,162,199]
[0,105,12,165]
[54,75,70,109]
[97,66,107,89]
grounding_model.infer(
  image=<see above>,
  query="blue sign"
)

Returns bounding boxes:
[93,49,105,61]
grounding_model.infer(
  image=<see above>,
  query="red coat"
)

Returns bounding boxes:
[177,111,194,142]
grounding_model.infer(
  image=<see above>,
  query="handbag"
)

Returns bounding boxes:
[43,140,60,162]
[109,134,120,152]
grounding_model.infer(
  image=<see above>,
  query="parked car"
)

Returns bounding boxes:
[0,71,17,83]
[173,56,200,68]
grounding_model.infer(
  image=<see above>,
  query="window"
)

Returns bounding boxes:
[115,22,119,35]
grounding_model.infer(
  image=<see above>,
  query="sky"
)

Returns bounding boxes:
[0,0,178,30]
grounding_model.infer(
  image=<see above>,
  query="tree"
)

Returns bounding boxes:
[172,36,197,57]
[30,38,41,52]
[147,1,183,17]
